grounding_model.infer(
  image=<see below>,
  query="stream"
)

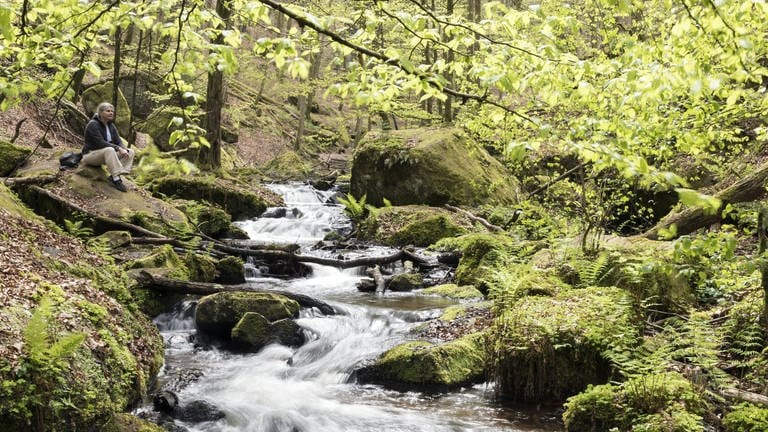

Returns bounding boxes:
[148,183,563,432]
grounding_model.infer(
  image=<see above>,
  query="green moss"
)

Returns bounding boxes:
[350,128,520,207]
[422,284,484,300]
[134,106,190,151]
[195,292,300,337]
[362,333,487,388]
[230,312,271,349]
[262,150,312,179]
[151,175,276,219]
[724,404,768,432]
[361,205,475,246]
[0,140,32,177]
[388,273,423,291]
[176,200,232,237]
[492,286,640,402]
[101,413,166,432]
[563,373,706,432]
[125,245,190,280]
[183,252,217,282]
[215,256,245,284]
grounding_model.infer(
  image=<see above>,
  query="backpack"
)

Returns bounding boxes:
[59,151,83,169]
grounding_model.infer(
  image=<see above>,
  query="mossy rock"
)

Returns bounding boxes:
[388,273,423,292]
[724,404,768,432]
[492,286,640,403]
[492,264,569,302]
[175,200,232,237]
[183,252,217,282]
[134,106,190,151]
[101,413,166,432]
[357,332,487,389]
[432,233,542,294]
[195,292,300,338]
[0,140,32,176]
[262,150,312,180]
[91,230,132,249]
[231,314,305,351]
[360,205,475,247]
[422,284,484,300]
[563,372,706,432]
[82,81,132,139]
[351,128,520,207]
[151,175,281,220]
[125,245,190,280]
[215,256,245,284]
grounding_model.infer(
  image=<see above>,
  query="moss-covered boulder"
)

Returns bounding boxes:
[357,332,487,389]
[432,233,545,294]
[351,128,520,206]
[215,256,245,284]
[82,81,132,139]
[492,286,640,403]
[387,273,423,292]
[125,245,190,280]
[134,106,190,151]
[91,230,132,249]
[183,252,217,283]
[231,313,305,351]
[360,205,475,247]
[195,292,300,338]
[150,175,281,220]
[0,140,32,176]
[175,200,232,237]
[422,284,484,300]
[262,150,312,180]
[0,184,164,431]
[563,373,707,432]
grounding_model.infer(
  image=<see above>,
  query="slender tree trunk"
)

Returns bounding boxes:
[202,0,232,168]
[760,206,768,329]
[442,0,454,123]
[112,15,122,112]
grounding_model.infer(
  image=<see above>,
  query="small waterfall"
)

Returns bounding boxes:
[150,183,562,432]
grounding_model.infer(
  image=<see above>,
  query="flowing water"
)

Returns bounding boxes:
[149,184,563,432]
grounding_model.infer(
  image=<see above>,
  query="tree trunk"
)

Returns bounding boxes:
[112,17,122,112]
[202,0,232,168]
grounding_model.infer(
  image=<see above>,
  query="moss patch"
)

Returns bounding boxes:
[150,175,281,220]
[351,128,520,206]
[262,150,312,180]
[0,140,32,176]
[492,286,640,403]
[358,332,487,389]
[361,205,475,247]
[195,291,300,338]
[724,404,768,432]
[422,284,484,300]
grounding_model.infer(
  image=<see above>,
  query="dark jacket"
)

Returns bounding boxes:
[82,114,123,154]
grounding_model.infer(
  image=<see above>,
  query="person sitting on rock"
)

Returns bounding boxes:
[82,102,134,192]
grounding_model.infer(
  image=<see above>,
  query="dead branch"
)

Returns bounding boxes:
[3,175,58,187]
[213,243,411,269]
[444,204,503,232]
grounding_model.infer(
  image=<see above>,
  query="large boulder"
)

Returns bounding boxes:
[356,332,487,389]
[351,128,520,206]
[230,313,305,351]
[0,140,32,176]
[492,286,640,403]
[134,107,190,151]
[360,205,476,247]
[150,175,282,220]
[81,81,132,139]
[195,292,300,338]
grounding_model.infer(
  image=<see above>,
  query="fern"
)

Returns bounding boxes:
[63,219,93,239]
[576,252,615,287]
[337,193,367,221]
[24,297,53,363]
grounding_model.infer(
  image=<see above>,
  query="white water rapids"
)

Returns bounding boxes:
[148,184,562,432]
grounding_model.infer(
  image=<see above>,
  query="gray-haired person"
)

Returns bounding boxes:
[82,102,134,192]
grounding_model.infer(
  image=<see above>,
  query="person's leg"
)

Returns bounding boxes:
[116,148,134,175]
[81,148,109,167]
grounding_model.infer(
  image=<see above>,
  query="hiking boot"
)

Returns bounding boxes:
[109,177,127,192]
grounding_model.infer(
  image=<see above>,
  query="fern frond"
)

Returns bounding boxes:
[24,296,53,361]
[48,333,85,360]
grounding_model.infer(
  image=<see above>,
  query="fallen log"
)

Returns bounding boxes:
[213,244,411,269]
[220,239,301,253]
[720,387,768,407]
[644,161,768,239]
[137,271,336,315]
[3,175,58,187]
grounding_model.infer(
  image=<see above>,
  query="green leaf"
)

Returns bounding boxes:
[676,188,722,215]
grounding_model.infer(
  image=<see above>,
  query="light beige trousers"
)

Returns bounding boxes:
[82,147,134,176]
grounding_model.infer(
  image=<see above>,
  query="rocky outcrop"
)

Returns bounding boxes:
[350,128,520,207]
[150,175,282,220]
[0,140,31,176]
[356,332,487,389]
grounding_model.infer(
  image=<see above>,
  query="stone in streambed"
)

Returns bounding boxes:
[195,292,300,338]
[230,313,306,351]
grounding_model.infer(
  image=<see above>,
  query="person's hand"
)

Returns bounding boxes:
[117,147,128,157]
